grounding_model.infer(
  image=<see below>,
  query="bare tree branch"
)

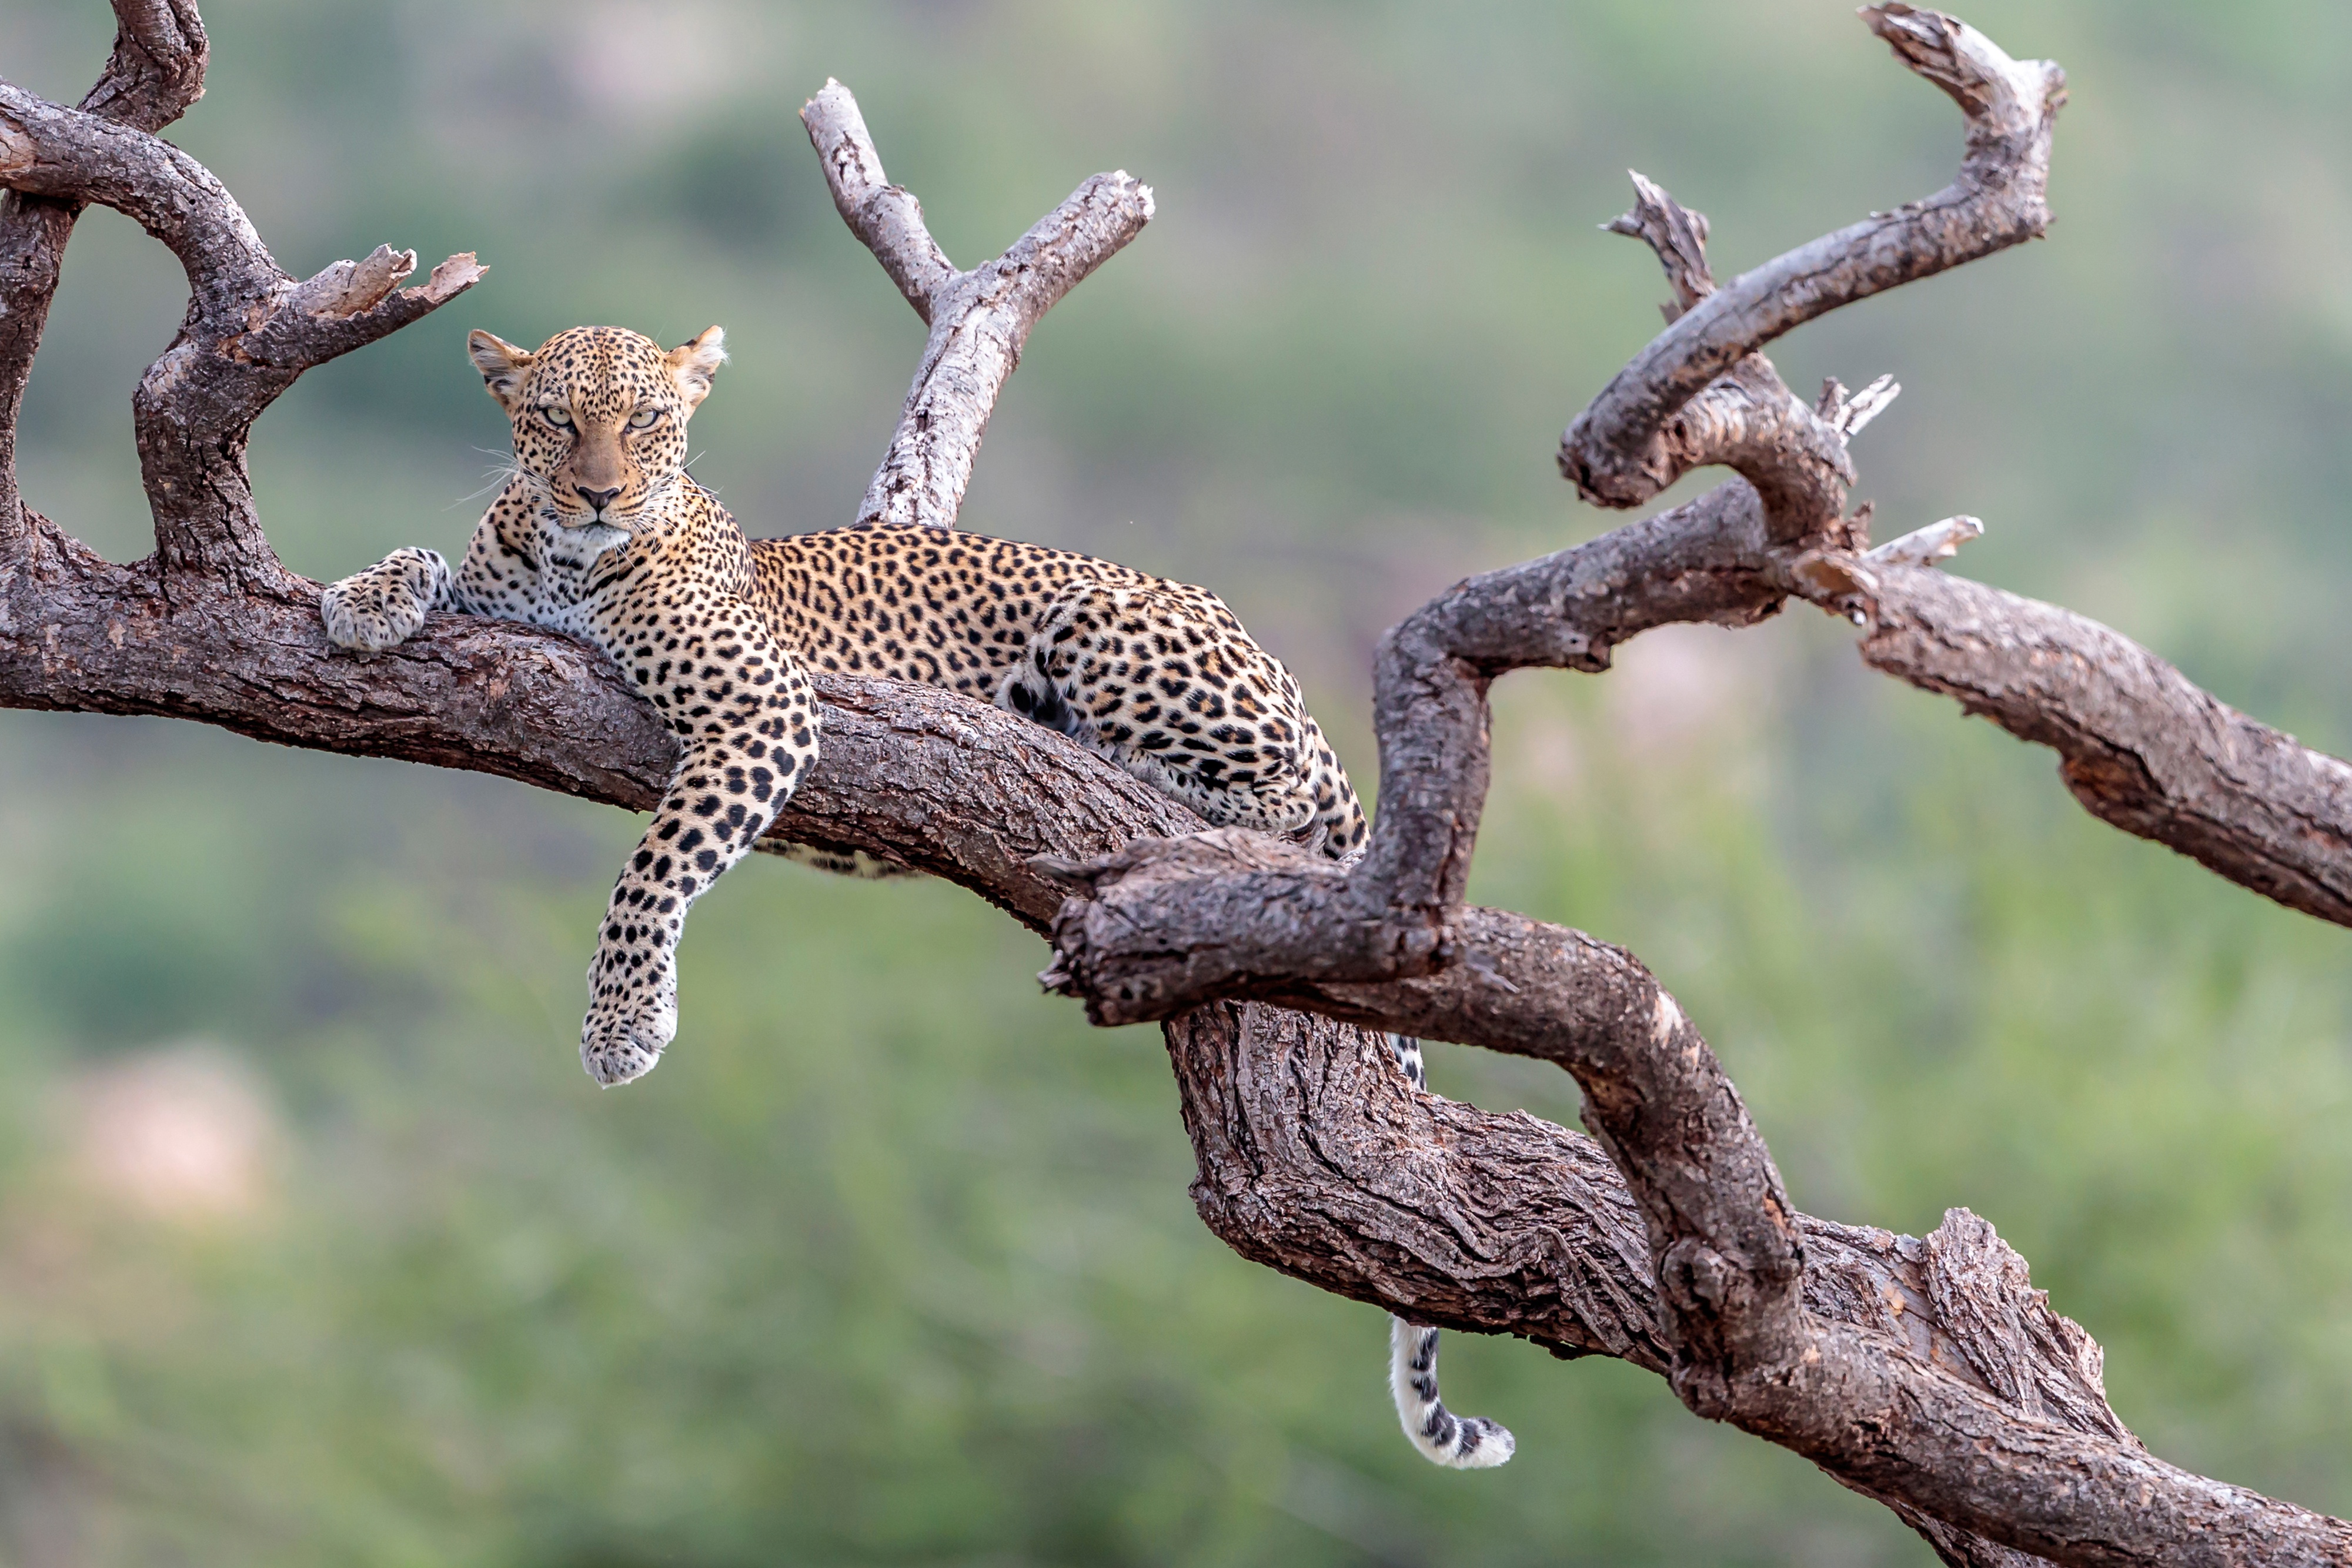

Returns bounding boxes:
[1559,2,2064,529]
[799,79,954,320]
[0,0,207,545]
[802,79,1154,531]
[1793,558,2352,927]
[0,75,482,590]
[1031,5,2352,1560]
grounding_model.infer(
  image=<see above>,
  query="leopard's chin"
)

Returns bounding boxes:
[550,518,634,560]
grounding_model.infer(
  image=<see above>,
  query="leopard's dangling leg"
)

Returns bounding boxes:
[1384,1032,1516,1470]
[580,610,821,1086]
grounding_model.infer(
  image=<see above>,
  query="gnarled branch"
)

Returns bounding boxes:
[0,0,207,543]
[1038,6,2352,1563]
[1559,2,2064,530]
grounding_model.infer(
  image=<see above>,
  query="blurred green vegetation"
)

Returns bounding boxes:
[2,0,2350,1562]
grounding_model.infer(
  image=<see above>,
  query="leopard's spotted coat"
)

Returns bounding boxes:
[319,323,1506,1469]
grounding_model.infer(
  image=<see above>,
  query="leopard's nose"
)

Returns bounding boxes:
[575,484,622,512]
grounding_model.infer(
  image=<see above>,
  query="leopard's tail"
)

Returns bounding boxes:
[1390,1316,1515,1469]
[1381,1032,1515,1470]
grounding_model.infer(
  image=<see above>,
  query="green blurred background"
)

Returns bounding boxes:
[3,0,2350,1562]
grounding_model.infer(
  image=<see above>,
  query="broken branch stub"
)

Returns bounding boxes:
[801,79,1153,531]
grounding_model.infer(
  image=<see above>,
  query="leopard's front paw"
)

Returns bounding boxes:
[579,967,678,1088]
[321,547,450,652]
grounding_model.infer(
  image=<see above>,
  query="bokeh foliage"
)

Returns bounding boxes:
[2,0,2350,1562]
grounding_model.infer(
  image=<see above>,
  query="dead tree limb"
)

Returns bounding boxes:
[1809,558,2352,927]
[6,4,2352,1564]
[801,80,1154,530]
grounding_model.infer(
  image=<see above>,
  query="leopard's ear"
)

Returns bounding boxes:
[467,329,533,413]
[666,326,727,410]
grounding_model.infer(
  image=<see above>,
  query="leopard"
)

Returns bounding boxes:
[317,322,1509,1470]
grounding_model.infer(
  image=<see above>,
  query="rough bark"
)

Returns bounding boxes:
[1852,564,2352,926]
[6,5,2352,1565]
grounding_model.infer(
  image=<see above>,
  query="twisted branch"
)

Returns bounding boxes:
[1559,4,2064,532]
[1038,6,2352,1562]
[0,0,206,543]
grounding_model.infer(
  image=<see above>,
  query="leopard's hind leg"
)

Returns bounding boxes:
[998,580,1329,847]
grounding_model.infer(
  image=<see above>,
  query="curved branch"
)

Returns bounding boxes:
[0,0,208,543]
[0,81,481,586]
[1032,477,1798,1017]
[1559,4,2063,526]
[802,79,1154,530]
[1589,170,1865,541]
[1786,557,2352,927]
[78,0,208,130]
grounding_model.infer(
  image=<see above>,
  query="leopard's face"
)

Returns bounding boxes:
[467,325,727,539]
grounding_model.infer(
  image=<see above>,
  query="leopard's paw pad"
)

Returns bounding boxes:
[321,548,450,652]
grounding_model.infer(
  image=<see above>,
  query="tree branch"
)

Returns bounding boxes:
[1559,2,2064,527]
[0,0,207,546]
[802,79,1154,530]
[1788,557,2352,927]
[1034,5,2352,1561]
[0,74,481,590]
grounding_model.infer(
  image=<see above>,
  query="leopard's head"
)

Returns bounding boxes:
[467,324,727,537]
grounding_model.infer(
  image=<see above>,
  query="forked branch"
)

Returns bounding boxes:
[801,79,1153,530]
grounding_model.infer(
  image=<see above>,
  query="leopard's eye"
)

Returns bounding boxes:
[540,405,574,429]
[626,408,663,431]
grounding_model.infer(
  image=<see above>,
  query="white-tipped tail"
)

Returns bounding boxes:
[1389,1317,1514,1469]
